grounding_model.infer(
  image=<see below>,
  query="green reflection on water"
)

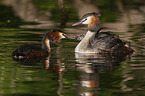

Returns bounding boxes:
[0,0,145,96]
[34,0,78,22]
[0,32,58,96]
[0,4,21,28]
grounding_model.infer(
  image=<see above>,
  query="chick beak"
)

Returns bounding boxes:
[72,21,82,26]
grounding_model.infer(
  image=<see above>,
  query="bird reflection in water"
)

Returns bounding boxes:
[12,46,131,96]
[75,53,130,96]
[42,55,65,73]
[11,32,132,96]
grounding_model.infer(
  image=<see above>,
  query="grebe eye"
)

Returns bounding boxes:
[83,18,87,22]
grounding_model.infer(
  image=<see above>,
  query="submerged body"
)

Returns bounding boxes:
[12,30,66,60]
[73,12,133,55]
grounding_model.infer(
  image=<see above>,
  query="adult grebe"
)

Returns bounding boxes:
[72,12,133,55]
[12,30,66,60]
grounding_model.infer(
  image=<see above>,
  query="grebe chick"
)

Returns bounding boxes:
[12,30,66,60]
[72,12,133,55]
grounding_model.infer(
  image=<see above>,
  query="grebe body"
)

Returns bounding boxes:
[72,12,133,55]
[12,30,66,60]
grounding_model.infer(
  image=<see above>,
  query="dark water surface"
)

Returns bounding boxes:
[0,0,145,96]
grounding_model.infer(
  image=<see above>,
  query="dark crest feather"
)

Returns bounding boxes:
[81,12,101,20]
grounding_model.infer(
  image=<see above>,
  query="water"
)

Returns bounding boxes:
[0,0,145,96]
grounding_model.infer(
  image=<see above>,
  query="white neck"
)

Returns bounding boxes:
[84,30,95,39]
[45,39,51,52]
[42,38,51,53]
[75,30,96,53]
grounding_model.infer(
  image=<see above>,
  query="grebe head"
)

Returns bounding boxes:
[72,12,101,26]
[47,30,66,43]
[42,30,66,52]
[72,12,101,32]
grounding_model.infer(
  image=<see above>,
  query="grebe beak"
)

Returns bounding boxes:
[61,33,76,39]
[60,33,67,39]
[62,33,67,38]
[72,21,82,26]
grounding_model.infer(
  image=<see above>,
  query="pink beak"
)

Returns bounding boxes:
[72,21,82,26]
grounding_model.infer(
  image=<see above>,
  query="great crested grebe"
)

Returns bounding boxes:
[72,12,133,55]
[12,30,66,60]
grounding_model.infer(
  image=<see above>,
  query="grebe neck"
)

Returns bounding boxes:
[88,23,100,32]
[42,34,51,53]
[75,30,96,53]
[84,30,96,39]
[88,15,101,32]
